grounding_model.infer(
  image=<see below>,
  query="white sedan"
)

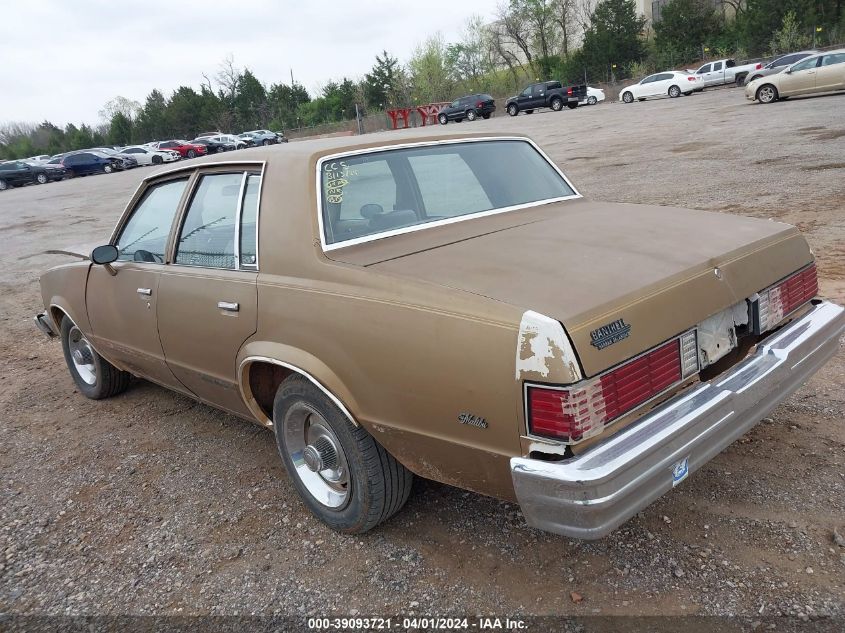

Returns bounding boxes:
[619,71,699,103]
[581,87,605,105]
[120,146,180,166]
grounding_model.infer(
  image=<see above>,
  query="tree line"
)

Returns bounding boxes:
[2,0,842,160]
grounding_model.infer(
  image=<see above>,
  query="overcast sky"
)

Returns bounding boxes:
[1,0,497,126]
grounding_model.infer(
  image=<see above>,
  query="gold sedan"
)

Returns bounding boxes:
[746,48,845,103]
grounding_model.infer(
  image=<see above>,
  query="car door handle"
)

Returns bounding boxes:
[137,288,152,297]
[217,301,239,312]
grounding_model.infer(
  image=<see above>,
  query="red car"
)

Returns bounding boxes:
[153,140,208,159]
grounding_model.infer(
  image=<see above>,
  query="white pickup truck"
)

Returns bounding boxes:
[688,58,764,87]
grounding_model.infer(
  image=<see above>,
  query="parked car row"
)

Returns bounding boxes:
[746,48,845,104]
[0,160,68,190]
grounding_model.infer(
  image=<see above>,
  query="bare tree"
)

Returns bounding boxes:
[216,54,240,103]
[496,2,536,75]
[98,96,141,124]
[551,0,579,56]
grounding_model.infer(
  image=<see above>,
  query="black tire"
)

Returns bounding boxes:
[735,73,747,86]
[525,109,534,114]
[550,97,563,111]
[438,113,448,125]
[455,118,463,123]
[466,109,477,121]
[36,173,49,184]
[0,179,8,191]
[152,155,163,165]
[756,84,778,104]
[60,315,130,400]
[507,103,518,116]
[748,74,762,84]
[567,102,578,109]
[482,113,491,119]
[622,91,634,104]
[263,139,270,146]
[273,375,412,534]
[186,149,196,159]
[668,85,681,98]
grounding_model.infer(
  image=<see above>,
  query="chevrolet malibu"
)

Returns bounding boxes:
[746,48,845,103]
[35,133,845,538]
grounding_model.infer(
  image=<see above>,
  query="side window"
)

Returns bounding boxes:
[175,173,243,269]
[822,53,845,66]
[791,57,820,71]
[240,174,260,267]
[532,84,545,96]
[115,178,188,262]
[521,86,532,97]
[408,153,490,218]
[641,75,655,84]
[334,159,396,220]
[726,59,736,68]
[713,61,723,71]
[698,64,711,74]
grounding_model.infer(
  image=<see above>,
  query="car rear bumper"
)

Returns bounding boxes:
[511,300,845,540]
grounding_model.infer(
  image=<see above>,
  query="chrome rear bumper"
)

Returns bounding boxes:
[511,300,845,540]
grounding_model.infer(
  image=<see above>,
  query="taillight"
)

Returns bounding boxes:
[687,76,696,82]
[527,332,696,443]
[476,101,483,108]
[755,63,762,69]
[567,88,573,95]
[756,264,818,332]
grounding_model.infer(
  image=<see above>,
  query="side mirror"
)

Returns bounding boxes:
[91,244,119,265]
[785,69,792,74]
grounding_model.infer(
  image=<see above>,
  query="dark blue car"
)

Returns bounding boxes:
[60,151,123,176]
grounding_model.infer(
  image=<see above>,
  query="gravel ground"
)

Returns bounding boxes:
[1,87,844,625]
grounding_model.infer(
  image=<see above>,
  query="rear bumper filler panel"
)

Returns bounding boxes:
[511,300,845,539]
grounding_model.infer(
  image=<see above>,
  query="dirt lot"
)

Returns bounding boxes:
[2,88,844,624]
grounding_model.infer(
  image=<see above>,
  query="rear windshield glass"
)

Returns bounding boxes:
[320,139,575,246]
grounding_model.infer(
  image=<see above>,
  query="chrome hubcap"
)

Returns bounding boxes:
[68,326,96,385]
[284,403,350,508]
[760,87,774,102]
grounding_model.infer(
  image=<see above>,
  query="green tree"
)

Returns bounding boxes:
[234,69,268,130]
[135,90,169,143]
[267,82,310,130]
[363,51,401,108]
[107,112,133,145]
[408,35,453,103]
[769,10,812,53]
[654,0,724,58]
[580,0,646,80]
[166,86,204,138]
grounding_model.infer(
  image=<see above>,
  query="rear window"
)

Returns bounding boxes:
[320,139,576,247]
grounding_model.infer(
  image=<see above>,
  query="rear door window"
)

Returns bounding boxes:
[821,53,845,66]
[713,61,723,71]
[175,173,242,269]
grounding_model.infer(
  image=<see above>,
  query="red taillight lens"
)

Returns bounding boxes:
[476,101,483,108]
[755,63,763,69]
[757,264,817,331]
[567,88,573,95]
[688,76,696,81]
[527,338,685,443]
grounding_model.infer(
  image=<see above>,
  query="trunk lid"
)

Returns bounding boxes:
[328,199,813,377]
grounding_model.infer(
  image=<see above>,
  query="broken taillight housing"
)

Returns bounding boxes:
[755,264,818,333]
[527,332,697,444]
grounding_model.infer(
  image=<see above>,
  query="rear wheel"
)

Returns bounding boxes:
[756,84,778,104]
[60,316,130,400]
[550,97,563,111]
[438,113,448,125]
[507,103,518,116]
[735,74,747,86]
[36,173,48,184]
[622,91,634,104]
[186,149,196,159]
[273,376,412,534]
[668,85,681,98]
[482,113,491,119]
[587,95,597,105]
[466,110,477,121]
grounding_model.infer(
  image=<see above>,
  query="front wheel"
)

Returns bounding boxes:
[438,113,448,125]
[668,85,681,98]
[756,84,778,104]
[507,104,518,116]
[263,139,270,146]
[622,91,634,104]
[60,316,130,399]
[103,164,113,174]
[524,109,534,114]
[152,155,163,165]
[274,376,412,534]
[550,97,563,111]
[36,173,49,184]
[466,110,477,121]
[0,179,8,191]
